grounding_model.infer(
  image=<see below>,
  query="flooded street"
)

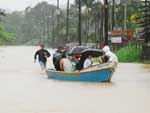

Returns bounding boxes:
[0,46,150,113]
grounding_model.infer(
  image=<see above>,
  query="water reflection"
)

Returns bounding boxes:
[47,78,116,88]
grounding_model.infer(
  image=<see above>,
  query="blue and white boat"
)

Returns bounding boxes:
[46,62,116,82]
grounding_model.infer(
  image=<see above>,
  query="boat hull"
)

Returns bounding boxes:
[46,63,116,82]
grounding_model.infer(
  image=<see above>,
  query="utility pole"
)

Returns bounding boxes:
[66,0,69,42]
[112,0,115,30]
[104,0,109,45]
[78,0,82,45]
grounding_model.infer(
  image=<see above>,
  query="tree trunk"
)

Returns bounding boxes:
[52,9,55,49]
[66,0,69,42]
[78,0,82,45]
[57,0,60,41]
[104,0,109,45]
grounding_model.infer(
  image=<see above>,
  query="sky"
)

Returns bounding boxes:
[0,0,75,11]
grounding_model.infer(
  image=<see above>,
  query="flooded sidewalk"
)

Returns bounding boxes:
[0,46,150,113]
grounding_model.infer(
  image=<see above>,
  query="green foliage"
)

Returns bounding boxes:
[0,25,15,45]
[1,0,142,46]
[107,0,140,30]
[115,44,142,62]
[143,61,150,64]
[1,2,58,45]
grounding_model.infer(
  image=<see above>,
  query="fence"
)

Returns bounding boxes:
[113,39,144,62]
[111,39,144,52]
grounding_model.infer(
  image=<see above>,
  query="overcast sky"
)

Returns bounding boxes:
[0,0,75,11]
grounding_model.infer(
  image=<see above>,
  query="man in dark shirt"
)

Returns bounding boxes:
[34,44,50,70]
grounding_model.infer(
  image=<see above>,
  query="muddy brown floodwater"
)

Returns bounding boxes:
[0,46,150,113]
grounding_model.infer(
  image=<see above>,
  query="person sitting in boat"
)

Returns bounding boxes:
[83,54,93,69]
[56,47,63,53]
[102,46,118,64]
[53,52,62,71]
[99,54,109,64]
[62,46,70,55]
[53,47,65,71]
[60,54,74,72]
[69,54,79,70]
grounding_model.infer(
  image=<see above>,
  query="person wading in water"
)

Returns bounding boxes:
[34,44,51,70]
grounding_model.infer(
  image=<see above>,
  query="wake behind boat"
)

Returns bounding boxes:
[46,62,116,82]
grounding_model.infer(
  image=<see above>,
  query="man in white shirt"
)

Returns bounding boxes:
[83,55,93,69]
[102,46,118,63]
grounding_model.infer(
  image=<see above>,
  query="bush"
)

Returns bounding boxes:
[115,44,142,62]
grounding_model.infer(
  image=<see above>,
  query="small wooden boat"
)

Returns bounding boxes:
[46,62,117,82]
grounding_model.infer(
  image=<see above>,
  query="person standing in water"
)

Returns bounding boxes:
[34,44,51,70]
[102,45,118,64]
